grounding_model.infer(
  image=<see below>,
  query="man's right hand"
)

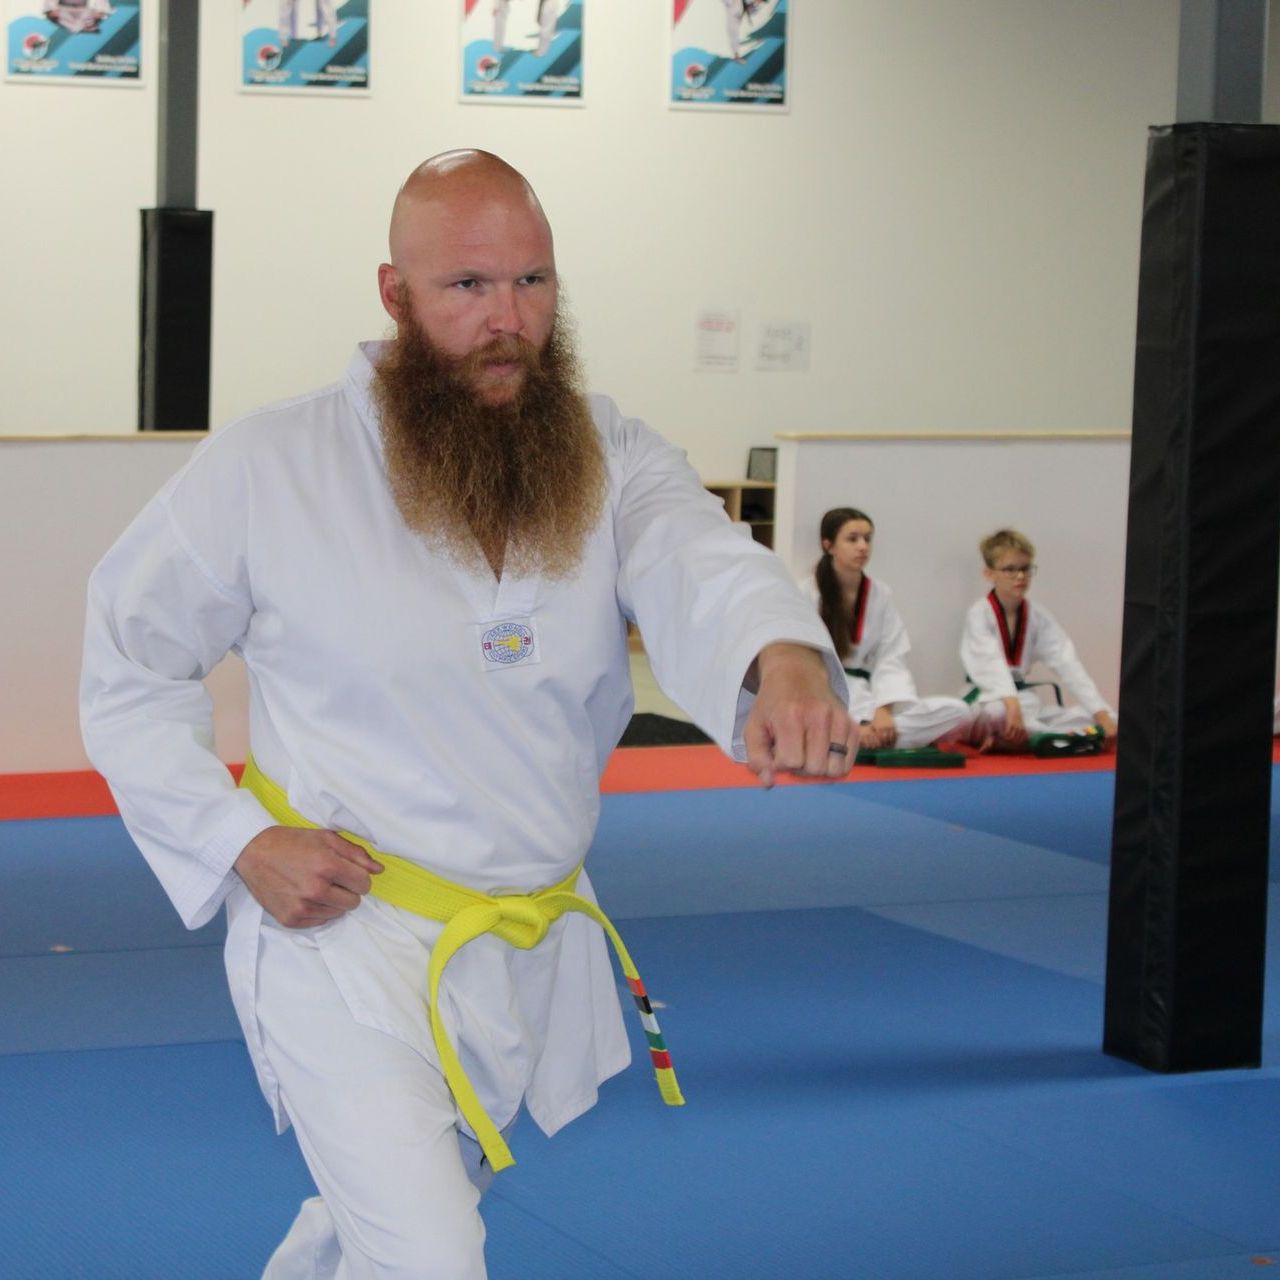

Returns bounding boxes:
[234,826,384,929]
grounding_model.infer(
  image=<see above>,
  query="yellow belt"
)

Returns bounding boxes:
[239,755,684,1173]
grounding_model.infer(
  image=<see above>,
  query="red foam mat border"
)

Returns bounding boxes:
[0,747,1146,821]
[15,741,1280,820]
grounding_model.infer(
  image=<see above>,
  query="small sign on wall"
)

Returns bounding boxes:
[695,309,740,372]
[460,0,583,105]
[756,320,810,371]
[240,0,369,95]
[669,0,788,111]
[5,0,141,84]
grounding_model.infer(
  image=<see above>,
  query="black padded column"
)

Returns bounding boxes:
[1103,124,1280,1072]
[138,0,210,431]
[138,209,213,431]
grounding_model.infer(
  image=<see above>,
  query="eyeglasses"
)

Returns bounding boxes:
[994,565,1037,578]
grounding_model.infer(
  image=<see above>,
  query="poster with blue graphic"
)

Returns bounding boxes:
[460,0,582,105]
[670,0,787,110]
[240,0,368,94]
[5,0,140,84]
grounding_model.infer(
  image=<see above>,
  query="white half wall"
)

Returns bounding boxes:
[0,437,248,774]
[773,433,1133,707]
[3,429,1132,774]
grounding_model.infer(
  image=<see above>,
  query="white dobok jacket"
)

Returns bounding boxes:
[80,342,843,1145]
[960,593,1112,715]
[803,576,918,711]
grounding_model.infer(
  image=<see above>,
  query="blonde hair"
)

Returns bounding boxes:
[980,528,1035,567]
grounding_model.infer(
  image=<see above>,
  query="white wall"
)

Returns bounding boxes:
[0,2,1195,476]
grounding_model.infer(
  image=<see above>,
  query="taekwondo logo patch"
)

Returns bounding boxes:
[480,620,537,670]
[256,43,282,70]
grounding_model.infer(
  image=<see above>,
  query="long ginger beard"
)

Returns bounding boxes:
[371,301,606,580]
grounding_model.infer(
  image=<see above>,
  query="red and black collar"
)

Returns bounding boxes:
[986,589,1026,667]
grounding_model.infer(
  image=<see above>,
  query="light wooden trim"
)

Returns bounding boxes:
[0,432,210,443]
[773,431,1131,442]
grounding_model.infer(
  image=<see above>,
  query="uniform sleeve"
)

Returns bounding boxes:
[959,599,1018,703]
[1034,605,1113,716]
[609,408,845,759]
[79,442,275,930]
[868,588,919,708]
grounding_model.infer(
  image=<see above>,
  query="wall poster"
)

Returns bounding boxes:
[6,0,141,83]
[240,0,369,94]
[670,0,788,110]
[460,0,583,104]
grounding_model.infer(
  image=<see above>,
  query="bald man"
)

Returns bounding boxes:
[81,151,851,1279]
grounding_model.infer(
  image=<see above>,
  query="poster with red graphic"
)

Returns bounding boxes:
[460,0,582,104]
[6,0,140,83]
[240,0,369,94]
[670,0,788,110]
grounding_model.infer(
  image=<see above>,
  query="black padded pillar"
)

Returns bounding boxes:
[1104,124,1280,1072]
[138,0,209,431]
[138,208,213,431]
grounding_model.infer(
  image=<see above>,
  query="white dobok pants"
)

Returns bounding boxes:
[278,0,336,44]
[846,678,973,750]
[493,0,557,55]
[722,0,746,58]
[256,915,504,1280]
[965,688,1099,748]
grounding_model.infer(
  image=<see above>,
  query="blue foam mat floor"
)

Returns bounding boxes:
[2,769,1278,1279]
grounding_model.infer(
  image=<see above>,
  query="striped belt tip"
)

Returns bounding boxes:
[626,975,684,1106]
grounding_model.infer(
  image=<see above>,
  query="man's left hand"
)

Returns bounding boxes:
[743,643,856,787]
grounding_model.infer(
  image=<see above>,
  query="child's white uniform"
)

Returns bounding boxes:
[807,577,971,748]
[960,592,1113,743]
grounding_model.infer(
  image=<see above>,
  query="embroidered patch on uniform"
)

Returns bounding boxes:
[478,619,539,670]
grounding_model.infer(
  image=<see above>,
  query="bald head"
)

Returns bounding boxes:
[376,150,561,404]
[387,150,551,269]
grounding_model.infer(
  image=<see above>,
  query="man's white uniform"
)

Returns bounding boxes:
[960,592,1112,742]
[804,578,970,748]
[80,342,843,1278]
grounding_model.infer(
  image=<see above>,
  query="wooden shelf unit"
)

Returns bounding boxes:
[628,479,778,649]
[705,479,776,549]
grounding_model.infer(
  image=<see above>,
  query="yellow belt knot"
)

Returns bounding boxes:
[487,895,551,949]
[238,755,684,1177]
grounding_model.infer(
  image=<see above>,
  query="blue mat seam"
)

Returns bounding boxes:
[485,1189,648,1279]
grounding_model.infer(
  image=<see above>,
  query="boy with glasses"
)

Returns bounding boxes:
[960,528,1117,752]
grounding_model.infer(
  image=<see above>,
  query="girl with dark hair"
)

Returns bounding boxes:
[811,508,970,751]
